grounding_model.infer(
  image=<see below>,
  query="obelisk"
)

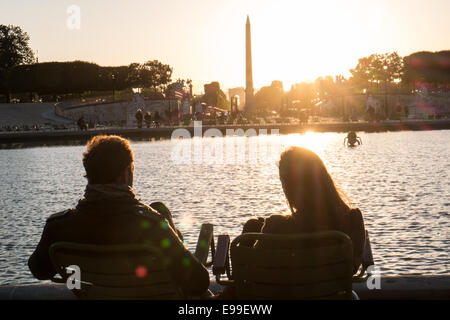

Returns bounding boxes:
[245,15,254,113]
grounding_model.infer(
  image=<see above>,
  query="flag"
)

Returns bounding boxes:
[174,90,184,100]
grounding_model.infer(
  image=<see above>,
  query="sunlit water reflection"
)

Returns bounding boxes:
[0,130,449,284]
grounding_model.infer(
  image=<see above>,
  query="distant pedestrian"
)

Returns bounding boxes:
[366,106,375,123]
[144,112,152,128]
[77,116,87,131]
[135,109,143,128]
[404,105,409,119]
[299,110,308,125]
[154,111,161,128]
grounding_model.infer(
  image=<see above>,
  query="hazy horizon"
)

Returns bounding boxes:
[1,0,449,93]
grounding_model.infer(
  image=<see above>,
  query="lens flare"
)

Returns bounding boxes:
[135,266,147,278]
[179,212,195,229]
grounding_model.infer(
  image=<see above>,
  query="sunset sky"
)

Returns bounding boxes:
[1,0,449,93]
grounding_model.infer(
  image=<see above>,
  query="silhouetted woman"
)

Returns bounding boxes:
[243,146,366,274]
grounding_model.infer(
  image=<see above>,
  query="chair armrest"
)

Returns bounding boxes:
[353,230,375,281]
[51,275,66,284]
[212,235,230,276]
[213,235,234,286]
[194,223,214,266]
[362,230,374,268]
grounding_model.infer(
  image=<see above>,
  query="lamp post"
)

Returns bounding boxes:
[112,74,116,102]
[383,65,388,119]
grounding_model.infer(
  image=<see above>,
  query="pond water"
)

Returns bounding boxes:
[0,130,449,285]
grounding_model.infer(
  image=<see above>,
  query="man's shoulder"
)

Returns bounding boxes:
[348,208,364,225]
[46,208,76,223]
[133,202,166,222]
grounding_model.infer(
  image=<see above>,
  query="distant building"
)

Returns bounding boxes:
[366,94,382,114]
[228,87,245,111]
[55,93,180,126]
[204,82,221,96]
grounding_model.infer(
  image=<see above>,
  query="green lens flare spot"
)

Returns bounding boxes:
[199,239,207,248]
[182,258,191,267]
[161,238,171,248]
[163,257,172,266]
[160,220,169,229]
[140,220,150,229]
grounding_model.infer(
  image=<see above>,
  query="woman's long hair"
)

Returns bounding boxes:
[279,146,351,231]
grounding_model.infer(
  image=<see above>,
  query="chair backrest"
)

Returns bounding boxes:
[230,231,354,300]
[49,242,183,300]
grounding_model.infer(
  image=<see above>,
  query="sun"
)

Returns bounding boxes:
[251,0,380,90]
[281,131,338,159]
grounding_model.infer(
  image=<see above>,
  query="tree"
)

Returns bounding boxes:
[139,60,173,90]
[202,82,230,110]
[142,87,165,100]
[0,25,35,101]
[125,63,141,89]
[98,66,129,92]
[349,52,403,92]
[165,79,187,99]
[9,61,100,95]
[254,80,284,113]
[288,82,315,109]
[402,51,450,89]
[314,76,335,100]
[6,60,173,100]
[124,60,172,92]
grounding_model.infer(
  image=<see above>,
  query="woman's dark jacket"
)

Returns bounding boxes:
[243,208,366,274]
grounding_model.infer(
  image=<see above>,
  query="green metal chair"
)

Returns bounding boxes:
[213,231,355,299]
[49,242,183,299]
[49,223,215,300]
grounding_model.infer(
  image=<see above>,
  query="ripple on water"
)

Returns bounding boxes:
[0,130,449,285]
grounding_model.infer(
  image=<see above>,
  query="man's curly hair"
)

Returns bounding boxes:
[82,135,134,184]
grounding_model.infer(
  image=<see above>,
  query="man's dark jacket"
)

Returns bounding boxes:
[28,184,209,297]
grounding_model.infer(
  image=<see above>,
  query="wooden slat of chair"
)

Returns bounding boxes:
[51,252,166,274]
[231,244,350,268]
[49,242,183,299]
[229,232,354,300]
[194,223,214,265]
[213,235,230,276]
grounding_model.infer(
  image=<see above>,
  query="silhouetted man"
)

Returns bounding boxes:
[144,111,152,128]
[154,111,161,128]
[77,116,87,130]
[135,109,143,128]
[28,135,209,297]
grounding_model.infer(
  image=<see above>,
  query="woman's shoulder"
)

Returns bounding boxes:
[349,207,362,215]
[348,208,364,223]
[343,207,364,231]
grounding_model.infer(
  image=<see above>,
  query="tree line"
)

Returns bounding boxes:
[0,25,173,102]
[1,60,173,100]
[254,50,450,114]
[1,24,448,111]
